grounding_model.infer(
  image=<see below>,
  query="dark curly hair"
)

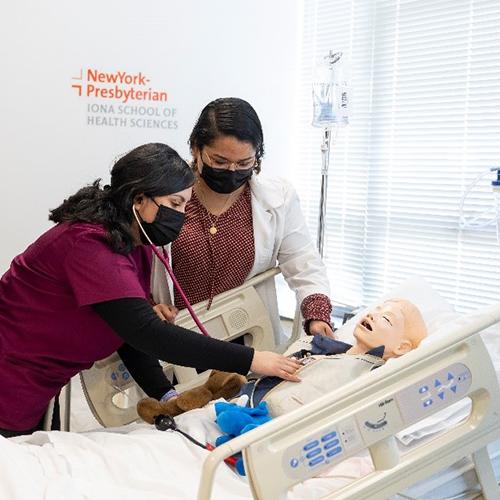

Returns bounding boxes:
[189,97,265,173]
[49,143,194,254]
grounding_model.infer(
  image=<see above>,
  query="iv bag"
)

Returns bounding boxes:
[312,51,349,127]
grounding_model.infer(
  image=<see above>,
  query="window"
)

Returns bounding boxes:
[292,0,500,311]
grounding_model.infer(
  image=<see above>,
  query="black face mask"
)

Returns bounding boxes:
[138,203,185,246]
[200,163,253,194]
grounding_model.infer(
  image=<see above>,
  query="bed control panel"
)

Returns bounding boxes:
[280,362,472,480]
[395,363,472,425]
[108,362,132,386]
[282,418,363,478]
[356,394,404,445]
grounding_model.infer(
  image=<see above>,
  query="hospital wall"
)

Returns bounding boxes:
[0,0,299,273]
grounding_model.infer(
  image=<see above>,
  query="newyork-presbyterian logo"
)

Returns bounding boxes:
[71,68,178,130]
[72,68,167,103]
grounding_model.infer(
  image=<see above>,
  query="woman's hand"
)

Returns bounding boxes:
[308,320,335,338]
[250,351,302,382]
[153,303,178,323]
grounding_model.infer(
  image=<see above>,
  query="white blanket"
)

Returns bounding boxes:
[1,402,370,500]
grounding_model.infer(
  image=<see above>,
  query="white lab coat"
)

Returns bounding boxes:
[150,176,330,344]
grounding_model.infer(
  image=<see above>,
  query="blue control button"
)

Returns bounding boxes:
[434,379,442,388]
[438,392,445,400]
[308,456,325,467]
[448,372,454,381]
[303,440,320,451]
[290,458,299,468]
[450,385,457,393]
[321,431,337,442]
[419,385,429,394]
[324,439,340,450]
[423,398,433,407]
[118,363,126,372]
[111,372,118,381]
[326,446,343,457]
[122,372,130,380]
[306,448,321,459]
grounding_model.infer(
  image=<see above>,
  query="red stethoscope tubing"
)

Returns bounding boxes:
[149,244,211,338]
[205,443,239,467]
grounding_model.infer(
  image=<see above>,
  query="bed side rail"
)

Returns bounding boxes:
[197,303,500,500]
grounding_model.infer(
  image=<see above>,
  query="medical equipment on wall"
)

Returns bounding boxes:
[459,166,500,237]
[312,50,349,257]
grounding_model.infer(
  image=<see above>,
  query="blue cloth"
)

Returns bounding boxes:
[309,335,385,358]
[214,401,272,475]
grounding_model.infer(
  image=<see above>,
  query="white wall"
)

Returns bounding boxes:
[0,0,299,272]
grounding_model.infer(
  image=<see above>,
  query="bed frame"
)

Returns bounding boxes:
[198,303,500,500]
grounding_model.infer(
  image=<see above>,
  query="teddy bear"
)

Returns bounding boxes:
[137,370,247,423]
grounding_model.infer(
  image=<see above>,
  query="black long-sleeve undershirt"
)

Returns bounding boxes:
[92,297,254,398]
[116,343,171,400]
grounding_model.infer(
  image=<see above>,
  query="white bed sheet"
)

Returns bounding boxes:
[2,401,372,500]
[2,405,246,500]
[6,396,498,500]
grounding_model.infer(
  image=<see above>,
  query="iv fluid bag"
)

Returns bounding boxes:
[312,53,349,127]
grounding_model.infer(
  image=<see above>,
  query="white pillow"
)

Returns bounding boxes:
[334,275,456,346]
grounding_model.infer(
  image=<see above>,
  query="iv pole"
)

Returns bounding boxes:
[287,50,348,346]
[314,50,345,258]
[317,126,336,257]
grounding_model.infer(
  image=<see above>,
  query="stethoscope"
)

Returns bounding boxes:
[132,204,241,460]
[133,204,243,468]
[153,414,239,467]
[132,204,211,337]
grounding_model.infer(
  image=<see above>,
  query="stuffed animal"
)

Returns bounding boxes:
[137,370,247,423]
[214,401,273,475]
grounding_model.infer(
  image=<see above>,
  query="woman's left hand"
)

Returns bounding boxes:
[308,320,335,338]
[153,304,178,323]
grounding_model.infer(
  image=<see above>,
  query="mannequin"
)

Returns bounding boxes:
[137,298,427,422]
[346,298,428,359]
[247,298,428,416]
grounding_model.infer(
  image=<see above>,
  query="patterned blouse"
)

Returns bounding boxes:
[171,184,332,332]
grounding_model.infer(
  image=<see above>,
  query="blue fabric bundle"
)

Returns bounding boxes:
[214,401,272,475]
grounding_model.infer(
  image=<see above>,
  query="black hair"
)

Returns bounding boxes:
[49,143,194,254]
[189,97,265,173]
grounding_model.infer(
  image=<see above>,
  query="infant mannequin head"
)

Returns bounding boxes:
[349,298,427,360]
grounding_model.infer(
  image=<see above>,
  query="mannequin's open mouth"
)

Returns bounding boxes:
[360,319,372,331]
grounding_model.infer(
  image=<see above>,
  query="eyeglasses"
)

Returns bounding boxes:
[202,150,256,171]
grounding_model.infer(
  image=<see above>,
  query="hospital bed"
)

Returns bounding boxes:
[197,302,500,499]
[10,278,500,500]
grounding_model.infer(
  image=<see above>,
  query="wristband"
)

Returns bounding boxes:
[160,389,178,402]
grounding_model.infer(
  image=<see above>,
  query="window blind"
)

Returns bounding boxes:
[292,0,500,312]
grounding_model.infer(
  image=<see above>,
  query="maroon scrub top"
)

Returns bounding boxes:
[0,222,152,430]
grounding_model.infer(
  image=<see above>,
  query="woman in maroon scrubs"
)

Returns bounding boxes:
[0,142,299,437]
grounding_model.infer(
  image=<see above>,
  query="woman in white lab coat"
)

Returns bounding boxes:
[151,97,333,346]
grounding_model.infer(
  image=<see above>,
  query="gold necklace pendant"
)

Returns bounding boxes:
[209,225,217,235]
